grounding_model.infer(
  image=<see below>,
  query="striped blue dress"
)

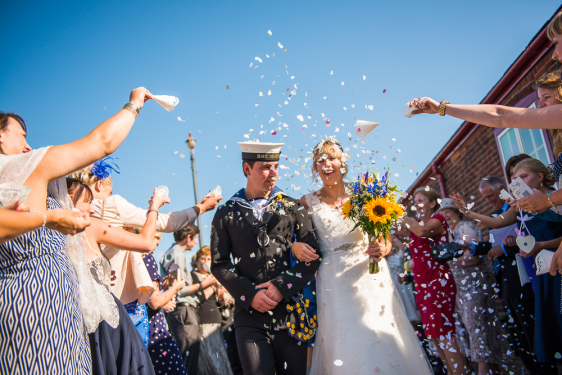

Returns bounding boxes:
[0,196,91,374]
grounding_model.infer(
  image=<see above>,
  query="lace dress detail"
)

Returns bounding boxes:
[306,192,432,375]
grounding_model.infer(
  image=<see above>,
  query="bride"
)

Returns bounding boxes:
[294,138,432,375]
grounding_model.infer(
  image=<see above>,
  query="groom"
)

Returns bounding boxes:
[211,141,322,375]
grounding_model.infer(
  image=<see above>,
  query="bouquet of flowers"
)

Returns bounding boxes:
[341,170,404,274]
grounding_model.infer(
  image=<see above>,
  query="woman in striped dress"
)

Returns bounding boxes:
[0,88,153,374]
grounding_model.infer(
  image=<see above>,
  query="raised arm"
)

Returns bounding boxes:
[90,189,168,252]
[409,97,562,130]
[36,88,153,183]
[450,193,517,229]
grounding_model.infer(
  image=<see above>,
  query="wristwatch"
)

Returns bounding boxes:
[198,283,204,293]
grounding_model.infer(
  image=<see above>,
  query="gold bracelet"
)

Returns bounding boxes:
[439,101,450,116]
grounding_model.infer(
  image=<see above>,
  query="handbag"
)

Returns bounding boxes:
[429,239,463,262]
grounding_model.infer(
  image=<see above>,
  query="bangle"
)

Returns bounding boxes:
[199,283,205,292]
[146,209,159,218]
[32,211,47,228]
[123,103,140,118]
[439,101,450,116]
[548,192,556,209]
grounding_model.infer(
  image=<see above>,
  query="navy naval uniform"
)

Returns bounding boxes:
[210,186,321,375]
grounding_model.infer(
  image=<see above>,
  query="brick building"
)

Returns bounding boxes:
[404,7,562,227]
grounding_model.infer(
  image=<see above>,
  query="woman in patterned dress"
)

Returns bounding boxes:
[143,235,188,375]
[69,180,164,375]
[394,187,469,375]
[438,198,504,375]
[0,88,153,374]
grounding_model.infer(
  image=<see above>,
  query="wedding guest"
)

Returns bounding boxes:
[438,198,504,375]
[161,226,218,375]
[68,179,163,375]
[72,160,154,346]
[0,200,90,244]
[191,246,234,375]
[74,159,221,349]
[451,160,562,373]
[0,88,152,374]
[142,233,188,375]
[394,187,469,374]
[505,154,531,183]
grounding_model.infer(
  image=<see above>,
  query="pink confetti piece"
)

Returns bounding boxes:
[162,351,168,356]
[240,296,245,301]
[272,131,277,135]
[383,89,387,93]
[287,283,292,289]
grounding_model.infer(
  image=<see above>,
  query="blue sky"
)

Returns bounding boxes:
[2,0,561,263]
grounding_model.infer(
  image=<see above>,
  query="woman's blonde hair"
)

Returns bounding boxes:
[310,138,347,181]
[412,187,441,213]
[70,166,113,187]
[547,12,562,40]
[513,158,556,187]
[535,69,562,157]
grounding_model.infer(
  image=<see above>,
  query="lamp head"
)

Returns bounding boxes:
[187,132,196,150]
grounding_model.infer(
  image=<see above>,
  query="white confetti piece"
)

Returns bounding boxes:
[334,360,343,367]
[255,57,262,63]
[278,42,283,48]
[177,116,185,122]
[297,115,304,121]
[363,75,366,80]
[180,154,185,158]
[268,30,272,36]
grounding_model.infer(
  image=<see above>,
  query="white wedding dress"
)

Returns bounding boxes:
[305,192,432,375]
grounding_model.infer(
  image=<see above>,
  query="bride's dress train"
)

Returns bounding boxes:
[305,192,432,375]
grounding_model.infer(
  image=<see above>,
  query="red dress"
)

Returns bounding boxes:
[409,214,457,339]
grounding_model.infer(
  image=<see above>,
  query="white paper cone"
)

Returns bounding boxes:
[153,95,179,112]
[353,120,379,137]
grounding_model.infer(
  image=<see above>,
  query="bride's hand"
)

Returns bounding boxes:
[366,239,384,263]
[291,242,318,262]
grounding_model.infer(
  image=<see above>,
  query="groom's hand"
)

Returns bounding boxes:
[250,289,278,313]
[256,282,283,303]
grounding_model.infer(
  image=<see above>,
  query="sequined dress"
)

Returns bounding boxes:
[306,192,431,375]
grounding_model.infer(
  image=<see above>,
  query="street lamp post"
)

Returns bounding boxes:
[186,132,203,244]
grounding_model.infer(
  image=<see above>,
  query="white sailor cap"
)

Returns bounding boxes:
[238,141,284,161]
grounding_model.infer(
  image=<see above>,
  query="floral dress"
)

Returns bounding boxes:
[449,221,505,364]
[409,214,457,339]
[143,254,187,375]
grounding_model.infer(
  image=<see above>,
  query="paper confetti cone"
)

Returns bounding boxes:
[354,120,379,137]
[153,95,180,112]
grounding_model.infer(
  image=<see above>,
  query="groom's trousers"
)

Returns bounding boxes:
[235,326,307,375]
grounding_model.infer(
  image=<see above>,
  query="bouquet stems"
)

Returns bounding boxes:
[369,236,381,274]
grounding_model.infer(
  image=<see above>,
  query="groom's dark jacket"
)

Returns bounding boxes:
[211,187,322,330]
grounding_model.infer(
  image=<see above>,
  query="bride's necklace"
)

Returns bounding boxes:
[319,186,346,209]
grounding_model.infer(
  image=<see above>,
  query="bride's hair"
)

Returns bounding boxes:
[310,138,347,182]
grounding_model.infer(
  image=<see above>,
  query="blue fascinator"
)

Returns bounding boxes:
[91,157,120,179]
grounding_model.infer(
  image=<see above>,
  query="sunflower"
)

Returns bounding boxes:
[364,197,401,224]
[341,199,352,219]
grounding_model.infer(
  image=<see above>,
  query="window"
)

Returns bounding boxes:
[496,98,553,167]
